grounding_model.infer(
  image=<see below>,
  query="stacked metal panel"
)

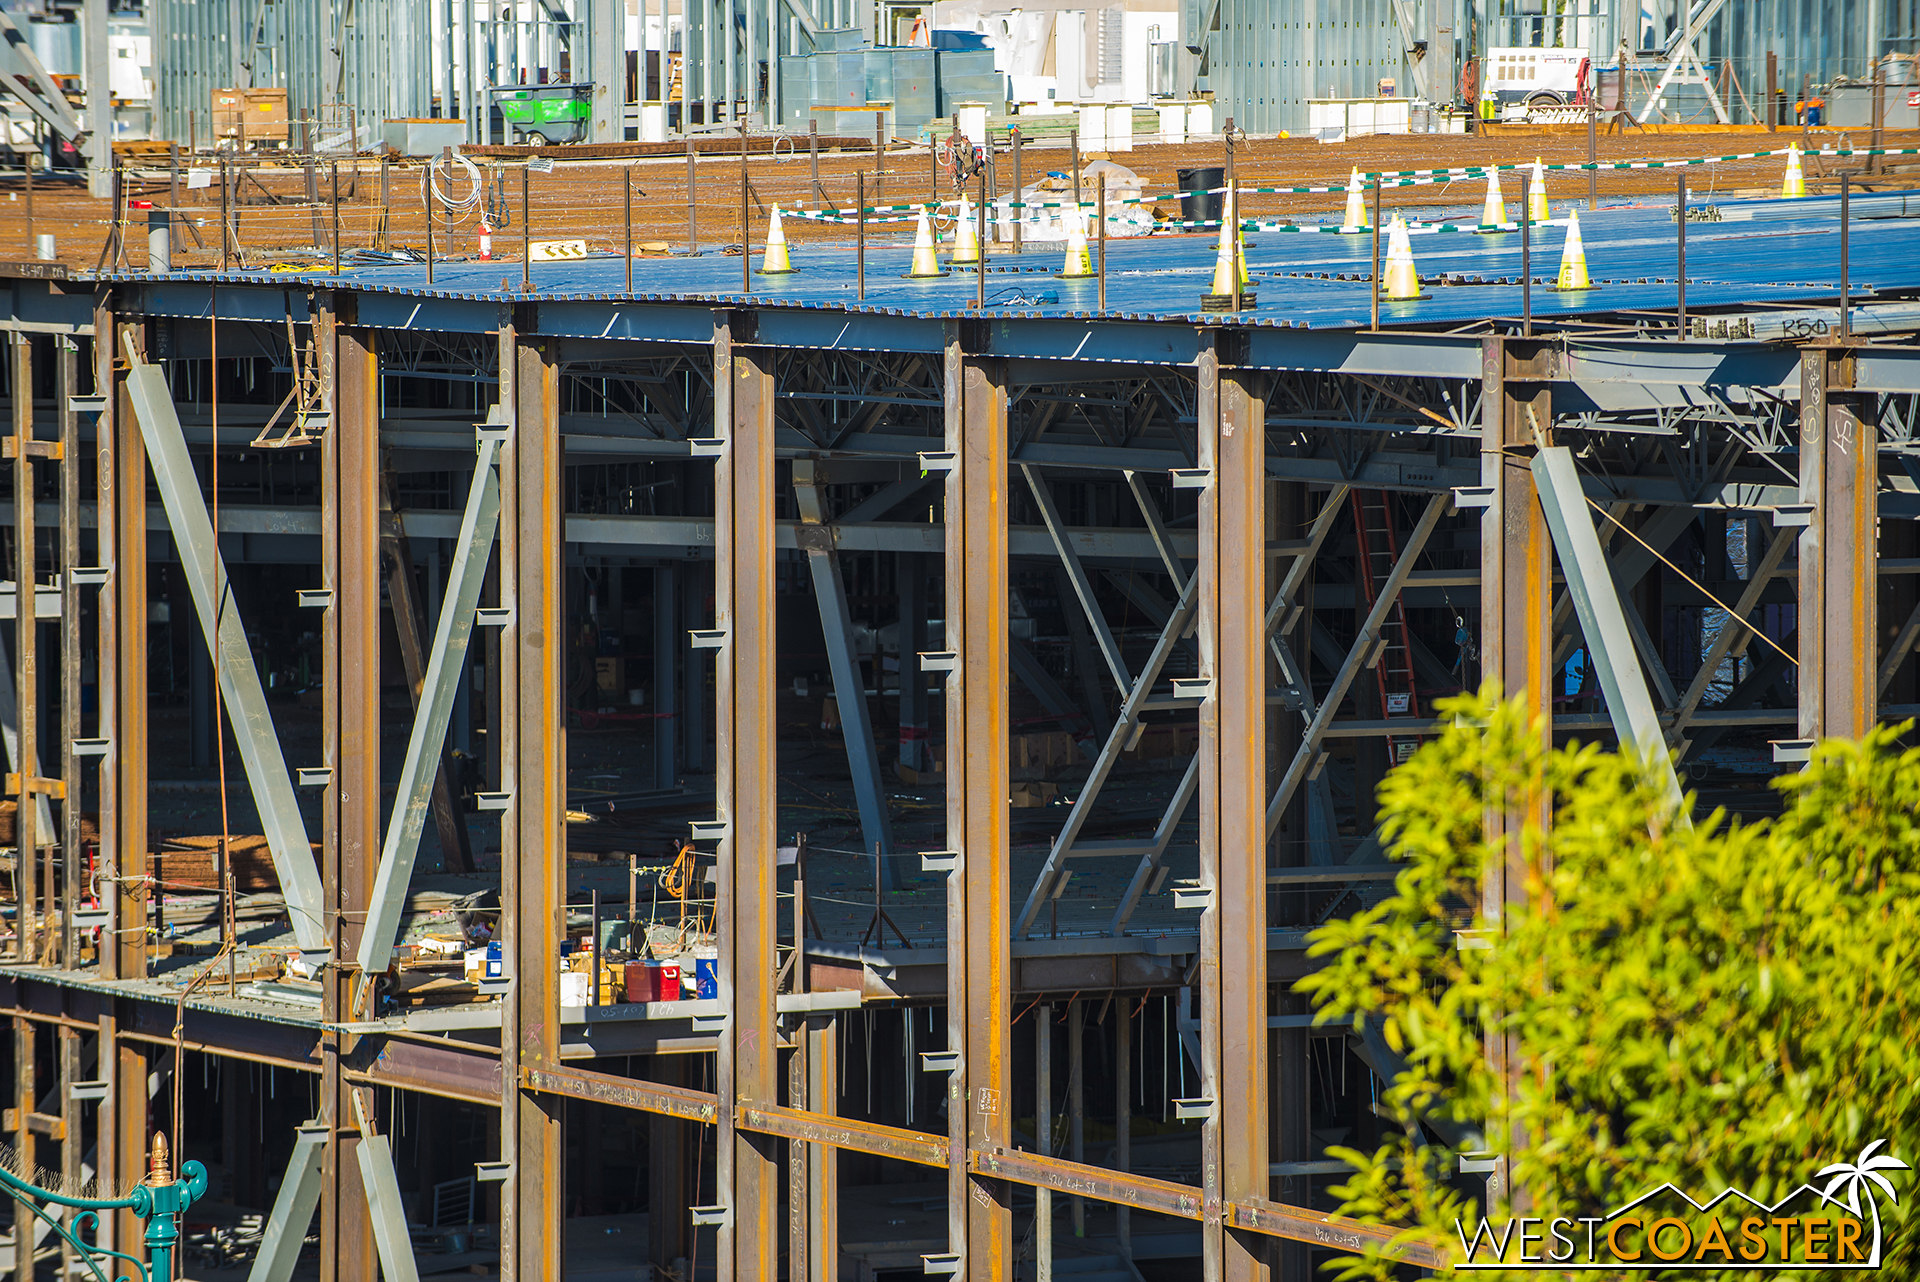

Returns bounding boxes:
[151,0,434,148]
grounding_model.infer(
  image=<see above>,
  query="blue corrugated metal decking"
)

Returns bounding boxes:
[108,191,1917,334]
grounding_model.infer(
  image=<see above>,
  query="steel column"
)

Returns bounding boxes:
[1197,339,1270,1282]
[942,329,1013,1278]
[714,317,780,1280]
[804,1015,840,1281]
[500,320,567,1282]
[10,1017,35,1279]
[9,333,52,965]
[102,312,147,984]
[648,1056,692,1273]
[1478,336,1553,1213]
[1035,1004,1052,1282]
[1798,348,1877,740]
[56,332,80,970]
[320,314,380,1282]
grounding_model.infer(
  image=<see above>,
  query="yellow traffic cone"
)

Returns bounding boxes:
[1479,168,1507,228]
[947,190,980,266]
[1341,168,1369,232]
[757,204,797,275]
[1235,196,1251,286]
[1381,215,1425,301]
[1527,158,1550,223]
[1782,144,1806,198]
[903,206,949,278]
[1551,208,1597,291]
[1201,187,1255,311]
[1057,200,1094,279]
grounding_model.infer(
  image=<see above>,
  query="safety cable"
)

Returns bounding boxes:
[1583,496,1797,667]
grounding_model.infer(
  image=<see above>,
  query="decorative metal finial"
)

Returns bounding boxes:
[145,1132,172,1187]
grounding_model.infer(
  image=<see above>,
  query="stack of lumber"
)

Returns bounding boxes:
[150,835,300,894]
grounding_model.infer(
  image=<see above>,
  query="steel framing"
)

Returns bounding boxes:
[0,273,1915,1281]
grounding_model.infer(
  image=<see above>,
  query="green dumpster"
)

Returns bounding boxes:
[494,83,594,145]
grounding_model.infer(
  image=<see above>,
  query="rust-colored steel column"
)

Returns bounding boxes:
[12,333,42,963]
[942,327,1012,1279]
[11,1017,37,1261]
[95,301,150,1259]
[320,306,379,1282]
[1797,346,1877,741]
[500,317,567,1282]
[941,326,970,1265]
[1196,336,1271,1282]
[59,336,81,970]
[1477,336,1552,1213]
[103,314,148,984]
[713,313,780,1280]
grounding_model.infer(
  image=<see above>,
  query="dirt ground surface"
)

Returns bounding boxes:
[4,126,1917,271]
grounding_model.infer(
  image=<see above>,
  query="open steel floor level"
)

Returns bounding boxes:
[1,185,1918,1282]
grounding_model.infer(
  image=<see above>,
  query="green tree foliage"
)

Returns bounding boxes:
[1298,684,1920,1279]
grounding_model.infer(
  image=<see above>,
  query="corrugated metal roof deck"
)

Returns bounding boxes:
[100,191,1917,333]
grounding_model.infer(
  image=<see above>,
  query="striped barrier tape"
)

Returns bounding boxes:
[772,143,1919,224]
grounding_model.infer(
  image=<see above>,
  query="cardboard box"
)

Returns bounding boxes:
[213,87,288,145]
[595,656,625,693]
[1010,781,1058,809]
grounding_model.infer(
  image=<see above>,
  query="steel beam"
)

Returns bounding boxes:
[1107,758,1201,936]
[1531,446,1688,819]
[793,461,896,882]
[247,1127,327,1282]
[1016,577,1198,936]
[1024,465,1131,692]
[1264,495,1447,837]
[358,433,503,976]
[1197,342,1271,1282]
[714,317,780,1281]
[121,345,327,952]
[1798,348,1877,740]
[500,321,567,1282]
[378,474,477,875]
[355,1132,423,1282]
[320,314,379,1282]
[1671,528,1796,748]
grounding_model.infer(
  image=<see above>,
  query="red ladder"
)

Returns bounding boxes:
[1349,490,1423,764]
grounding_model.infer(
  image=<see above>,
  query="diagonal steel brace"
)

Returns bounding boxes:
[123,348,328,951]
